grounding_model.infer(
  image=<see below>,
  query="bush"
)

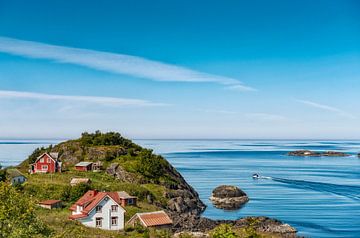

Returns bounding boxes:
[211,224,238,238]
[79,131,135,147]
[0,183,52,237]
[61,183,92,203]
[0,169,6,182]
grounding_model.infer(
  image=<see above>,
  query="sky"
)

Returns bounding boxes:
[0,0,359,139]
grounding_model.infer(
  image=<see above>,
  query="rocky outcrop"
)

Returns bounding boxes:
[288,150,350,157]
[170,214,297,236]
[322,151,350,157]
[106,163,143,183]
[209,185,249,210]
[233,216,297,234]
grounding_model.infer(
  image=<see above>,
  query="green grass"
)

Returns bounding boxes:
[19,169,167,237]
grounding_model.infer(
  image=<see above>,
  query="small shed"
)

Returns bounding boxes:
[127,211,173,229]
[38,200,62,209]
[75,162,93,171]
[7,169,27,186]
[92,161,103,172]
[118,191,137,206]
[70,178,91,186]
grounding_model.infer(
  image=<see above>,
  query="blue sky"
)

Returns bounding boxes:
[0,0,359,139]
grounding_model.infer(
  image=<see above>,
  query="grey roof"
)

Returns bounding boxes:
[75,162,93,167]
[7,169,26,179]
[70,178,91,183]
[49,152,59,159]
[118,191,136,199]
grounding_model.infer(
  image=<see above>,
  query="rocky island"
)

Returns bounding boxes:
[288,150,350,157]
[209,185,249,210]
[4,131,298,237]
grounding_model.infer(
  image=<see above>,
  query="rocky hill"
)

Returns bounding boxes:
[21,131,297,237]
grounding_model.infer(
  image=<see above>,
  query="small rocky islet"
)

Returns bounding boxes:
[288,150,351,157]
[209,185,249,210]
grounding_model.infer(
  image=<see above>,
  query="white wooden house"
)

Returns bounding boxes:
[69,190,126,230]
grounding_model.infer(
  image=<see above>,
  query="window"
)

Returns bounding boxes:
[128,199,134,205]
[95,205,102,213]
[111,205,118,212]
[40,158,44,163]
[96,218,102,227]
[111,217,118,226]
[41,165,48,170]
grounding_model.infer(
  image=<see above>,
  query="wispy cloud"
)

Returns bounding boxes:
[0,90,165,107]
[296,99,355,118]
[0,36,255,91]
[225,84,257,92]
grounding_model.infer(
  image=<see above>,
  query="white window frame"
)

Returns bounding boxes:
[128,198,134,205]
[41,165,48,170]
[111,217,118,226]
[96,217,102,227]
[40,158,44,163]
[111,205,118,212]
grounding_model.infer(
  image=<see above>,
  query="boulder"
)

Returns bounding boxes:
[209,185,249,210]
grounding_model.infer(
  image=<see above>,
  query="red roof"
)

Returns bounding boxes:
[39,200,62,205]
[69,190,124,220]
[137,211,173,227]
[68,213,88,220]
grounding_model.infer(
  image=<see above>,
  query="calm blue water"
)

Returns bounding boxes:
[2,139,360,237]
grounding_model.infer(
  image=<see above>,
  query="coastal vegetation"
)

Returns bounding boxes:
[2,131,296,238]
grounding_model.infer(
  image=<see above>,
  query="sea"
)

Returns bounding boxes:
[1,139,360,238]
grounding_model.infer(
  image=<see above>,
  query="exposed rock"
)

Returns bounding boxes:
[234,216,297,234]
[288,150,350,157]
[170,213,297,237]
[209,185,249,210]
[322,151,350,157]
[288,150,321,156]
[106,163,142,183]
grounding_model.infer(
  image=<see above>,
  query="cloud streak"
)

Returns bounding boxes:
[0,36,254,91]
[296,99,355,118]
[0,90,165,107]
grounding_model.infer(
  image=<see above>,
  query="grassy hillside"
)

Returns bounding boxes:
[8,131,292,238]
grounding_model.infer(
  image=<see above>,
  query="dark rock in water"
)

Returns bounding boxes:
[288,150,350,157]
[209,185,249,210]
[322,151,350,157]
[288,150,321,156]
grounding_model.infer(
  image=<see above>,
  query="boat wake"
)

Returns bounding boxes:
[256,175,360,201]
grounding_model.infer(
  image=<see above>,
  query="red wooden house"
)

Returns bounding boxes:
[30,152,62,174]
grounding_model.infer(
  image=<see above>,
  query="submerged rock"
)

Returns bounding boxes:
[209,185,249,210]
[288,150,350,157]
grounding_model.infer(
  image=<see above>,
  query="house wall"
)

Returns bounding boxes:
[75,164,92,171]
[35,154,55,173]
[11,176,26,185]
[78,196,125,230]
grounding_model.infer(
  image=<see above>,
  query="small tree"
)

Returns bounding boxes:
[0,183,51,237]
[211,224,238,238]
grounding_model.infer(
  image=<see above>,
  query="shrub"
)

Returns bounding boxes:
[211,224,238,238]
[0,183,52,237]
